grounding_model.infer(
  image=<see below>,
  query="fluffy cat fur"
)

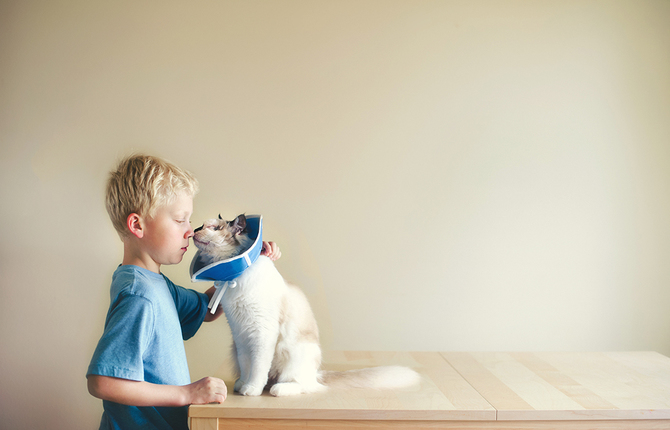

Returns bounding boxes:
[193,214,420,397]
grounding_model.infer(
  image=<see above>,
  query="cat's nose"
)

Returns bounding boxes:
[194,225,203,233]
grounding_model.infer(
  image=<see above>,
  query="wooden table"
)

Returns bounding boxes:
[189,351,670,429]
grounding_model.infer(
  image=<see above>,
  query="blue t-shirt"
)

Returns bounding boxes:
[87,265,209,430]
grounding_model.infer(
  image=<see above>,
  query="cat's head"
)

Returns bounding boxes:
[193,214,253,261]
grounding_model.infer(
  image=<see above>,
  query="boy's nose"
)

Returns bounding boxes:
[185,225,195,238]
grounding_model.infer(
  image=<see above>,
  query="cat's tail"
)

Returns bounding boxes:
[319,366,420,390]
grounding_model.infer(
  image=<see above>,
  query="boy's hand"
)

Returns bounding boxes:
[261,241,282,261]
[186,377,227,404]
[88,374,226,407]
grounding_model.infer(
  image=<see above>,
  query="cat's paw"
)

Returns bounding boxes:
[238,383,263,396]
[269,382,303,397]
[234,379,245,392]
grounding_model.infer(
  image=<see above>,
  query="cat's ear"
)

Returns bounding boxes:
[218,214,223,220]
[230,214,247,235]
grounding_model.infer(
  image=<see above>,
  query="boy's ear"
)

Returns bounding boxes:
[126,213,144,238]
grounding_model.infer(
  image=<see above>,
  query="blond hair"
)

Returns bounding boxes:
[106,154,199,239]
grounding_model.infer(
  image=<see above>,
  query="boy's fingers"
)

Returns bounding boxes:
[213,379,227,402]
[261,241,281,261]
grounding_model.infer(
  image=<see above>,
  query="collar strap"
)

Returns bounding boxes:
[207,280,237,314]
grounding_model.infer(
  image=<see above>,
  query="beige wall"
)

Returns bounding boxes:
[2,0,670,428]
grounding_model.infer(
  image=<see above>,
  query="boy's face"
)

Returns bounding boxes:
[141,193,194,269]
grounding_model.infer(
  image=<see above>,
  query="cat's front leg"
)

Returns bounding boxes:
[232,341,251,393]
[234,346,266,396]
[238,355,271,396]
[238,336,277,396]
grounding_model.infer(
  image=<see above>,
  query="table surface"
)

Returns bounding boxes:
[189,351,670,422]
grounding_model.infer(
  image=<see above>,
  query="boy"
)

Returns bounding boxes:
[87,154,280,429]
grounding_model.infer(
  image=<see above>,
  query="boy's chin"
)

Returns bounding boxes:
[165,254,185,265]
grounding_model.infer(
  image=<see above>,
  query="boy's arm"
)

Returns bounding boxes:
[87,374,227,406]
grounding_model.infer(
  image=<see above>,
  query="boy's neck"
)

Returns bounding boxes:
[123,240,161,274]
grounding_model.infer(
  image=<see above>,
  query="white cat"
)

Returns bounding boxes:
[193,214,420,397]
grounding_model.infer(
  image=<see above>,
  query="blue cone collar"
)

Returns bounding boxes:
[190,215,263,282]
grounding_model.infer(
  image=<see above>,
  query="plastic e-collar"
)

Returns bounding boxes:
[189,215,263,315]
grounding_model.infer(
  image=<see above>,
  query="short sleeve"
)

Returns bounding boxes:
[165,279,209,341]
[87,293,155,381]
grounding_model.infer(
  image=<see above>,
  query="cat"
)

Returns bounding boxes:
[193,214,420,397]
